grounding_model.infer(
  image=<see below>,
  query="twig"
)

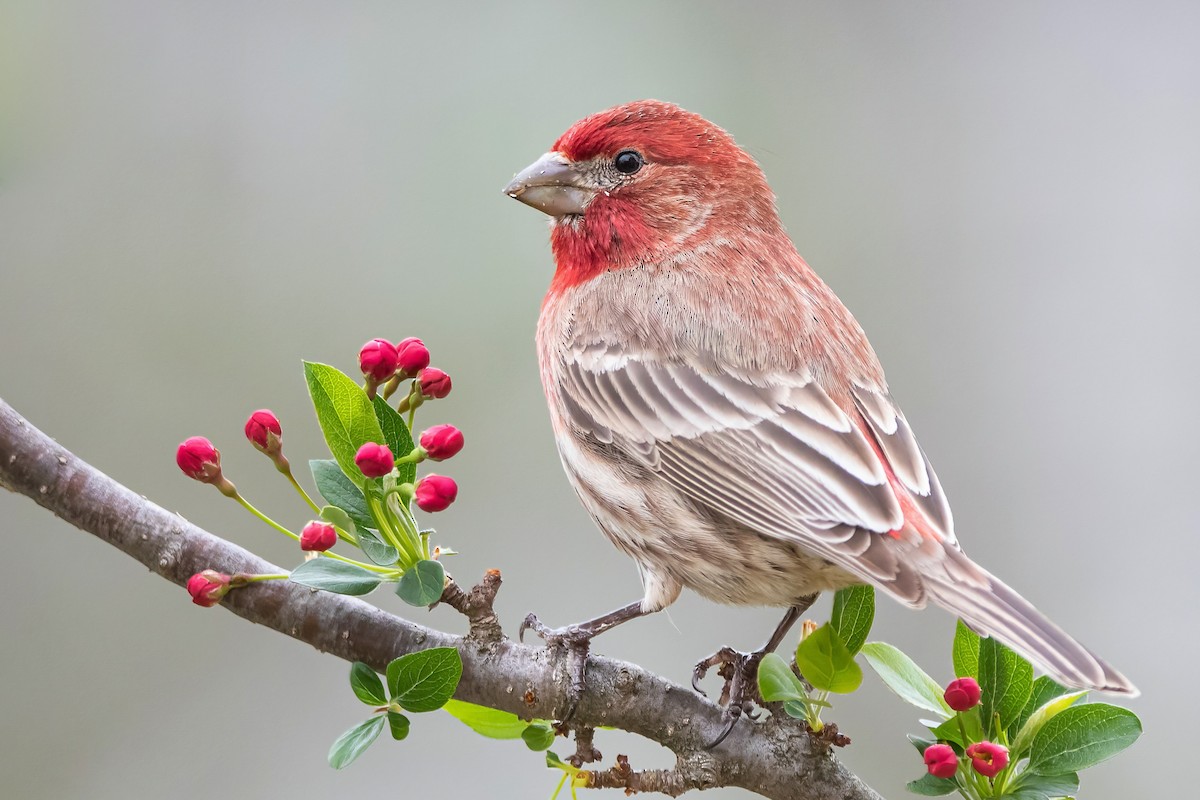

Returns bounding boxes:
[0,396,883,800]
[439,568,504,644]
[582,754,702,796]
[569,724,603,767]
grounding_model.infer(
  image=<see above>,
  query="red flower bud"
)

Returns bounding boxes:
[359,338,400,382]
[923,743,958,780]
[244,409,282,454]
[419,424,464,461]
[965,741,1009,778]
[187,570,231,607]
[300,520,338,552]
[354,442,395,478]
[176,436,222,482]
[395,337,431,378]
[944,677,982,712]
[414,474,457,512]
[417,367,452,399]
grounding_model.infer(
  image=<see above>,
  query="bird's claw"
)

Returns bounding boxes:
[692,646,766,749]
[691,646,740,697]
[519,612,593,722]
[520,613,592,647]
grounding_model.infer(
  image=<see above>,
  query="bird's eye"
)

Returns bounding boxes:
[613,150,644,175]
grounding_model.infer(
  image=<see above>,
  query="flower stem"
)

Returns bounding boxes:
[285,470,322,514]
[234,572,290,584]
[367,494,420,565]
[233,493,300,541]
[233,492,392,574]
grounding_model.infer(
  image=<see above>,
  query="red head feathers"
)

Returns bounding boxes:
[505,100,780,292]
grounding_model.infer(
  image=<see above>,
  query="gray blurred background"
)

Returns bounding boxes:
[1,1,1195,797]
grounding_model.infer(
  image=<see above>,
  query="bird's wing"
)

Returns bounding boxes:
[557,343,1139,694]
[557,345,969,607]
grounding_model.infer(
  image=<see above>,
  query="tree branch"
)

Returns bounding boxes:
[0,397,883,800]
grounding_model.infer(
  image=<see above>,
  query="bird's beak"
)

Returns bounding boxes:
[504,152,594,217]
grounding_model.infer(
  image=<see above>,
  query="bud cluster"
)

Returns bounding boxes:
[358,337,437,400]
[174,334,464,609]
[921,675,1010,783]
[352,336,462,513]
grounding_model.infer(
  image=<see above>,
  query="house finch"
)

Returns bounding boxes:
[505,100,1135,737]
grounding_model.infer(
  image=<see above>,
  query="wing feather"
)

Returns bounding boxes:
[853,386,956,545]
[551,339,1137,695]
[557,352,958,605]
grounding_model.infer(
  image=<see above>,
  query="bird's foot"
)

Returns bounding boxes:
[519,613,595,723]
[518,601,646,723]
[692,646,766,748]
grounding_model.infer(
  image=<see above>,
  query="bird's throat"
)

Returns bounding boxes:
[548,196,657,295]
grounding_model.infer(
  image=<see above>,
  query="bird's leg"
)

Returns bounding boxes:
[693,593,819,748]
[519,601,648,722]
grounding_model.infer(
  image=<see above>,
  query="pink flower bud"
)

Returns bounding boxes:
[395,337,431,379]
[355,442,395,478]
[176,436,222,482]
[923,743,958,779]
[244,409,282,454]
[414,474,457,512]
[944,677,982,712]
[417,367,452,399]
[419,424,464,461]
[300,520,338,552]
[359,338,400,382]
[965,742,1009,778]
[187,570,231,607]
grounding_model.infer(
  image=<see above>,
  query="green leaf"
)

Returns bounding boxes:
[1004,771,1080,800]
[387,647,463,712]
[1028,703,1141,775]
[908,734,937,754]
[372,395,417,486]
[395,559,446,607]
[522,722,556,751]
[327,716,385,769]
[757,652,807,703]
[545,750,572,770]
[349,662,386,706]
[906,773,958,796]
[952,620,981,679]
[1012,676,1070,738]
[978,636,1033,736]
[443,699,530,739]
[830,585,875,655]
[290,559,382,596]
[928,707,982,748]
[357,530,401,567]
[310,460,375,529]
[1011,690,1087,758]
[782,700,811,719]
[320,504,357,537]
[304,362,387,489]
[387,711,410,741]
[795,623,863,693]
[861,641,952,718]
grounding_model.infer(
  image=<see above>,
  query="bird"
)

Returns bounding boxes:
[503,100,1136,742]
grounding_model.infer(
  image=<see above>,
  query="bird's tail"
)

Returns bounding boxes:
[923,551,1138,696]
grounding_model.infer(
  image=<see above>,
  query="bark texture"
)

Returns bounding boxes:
[0,397,883,800]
